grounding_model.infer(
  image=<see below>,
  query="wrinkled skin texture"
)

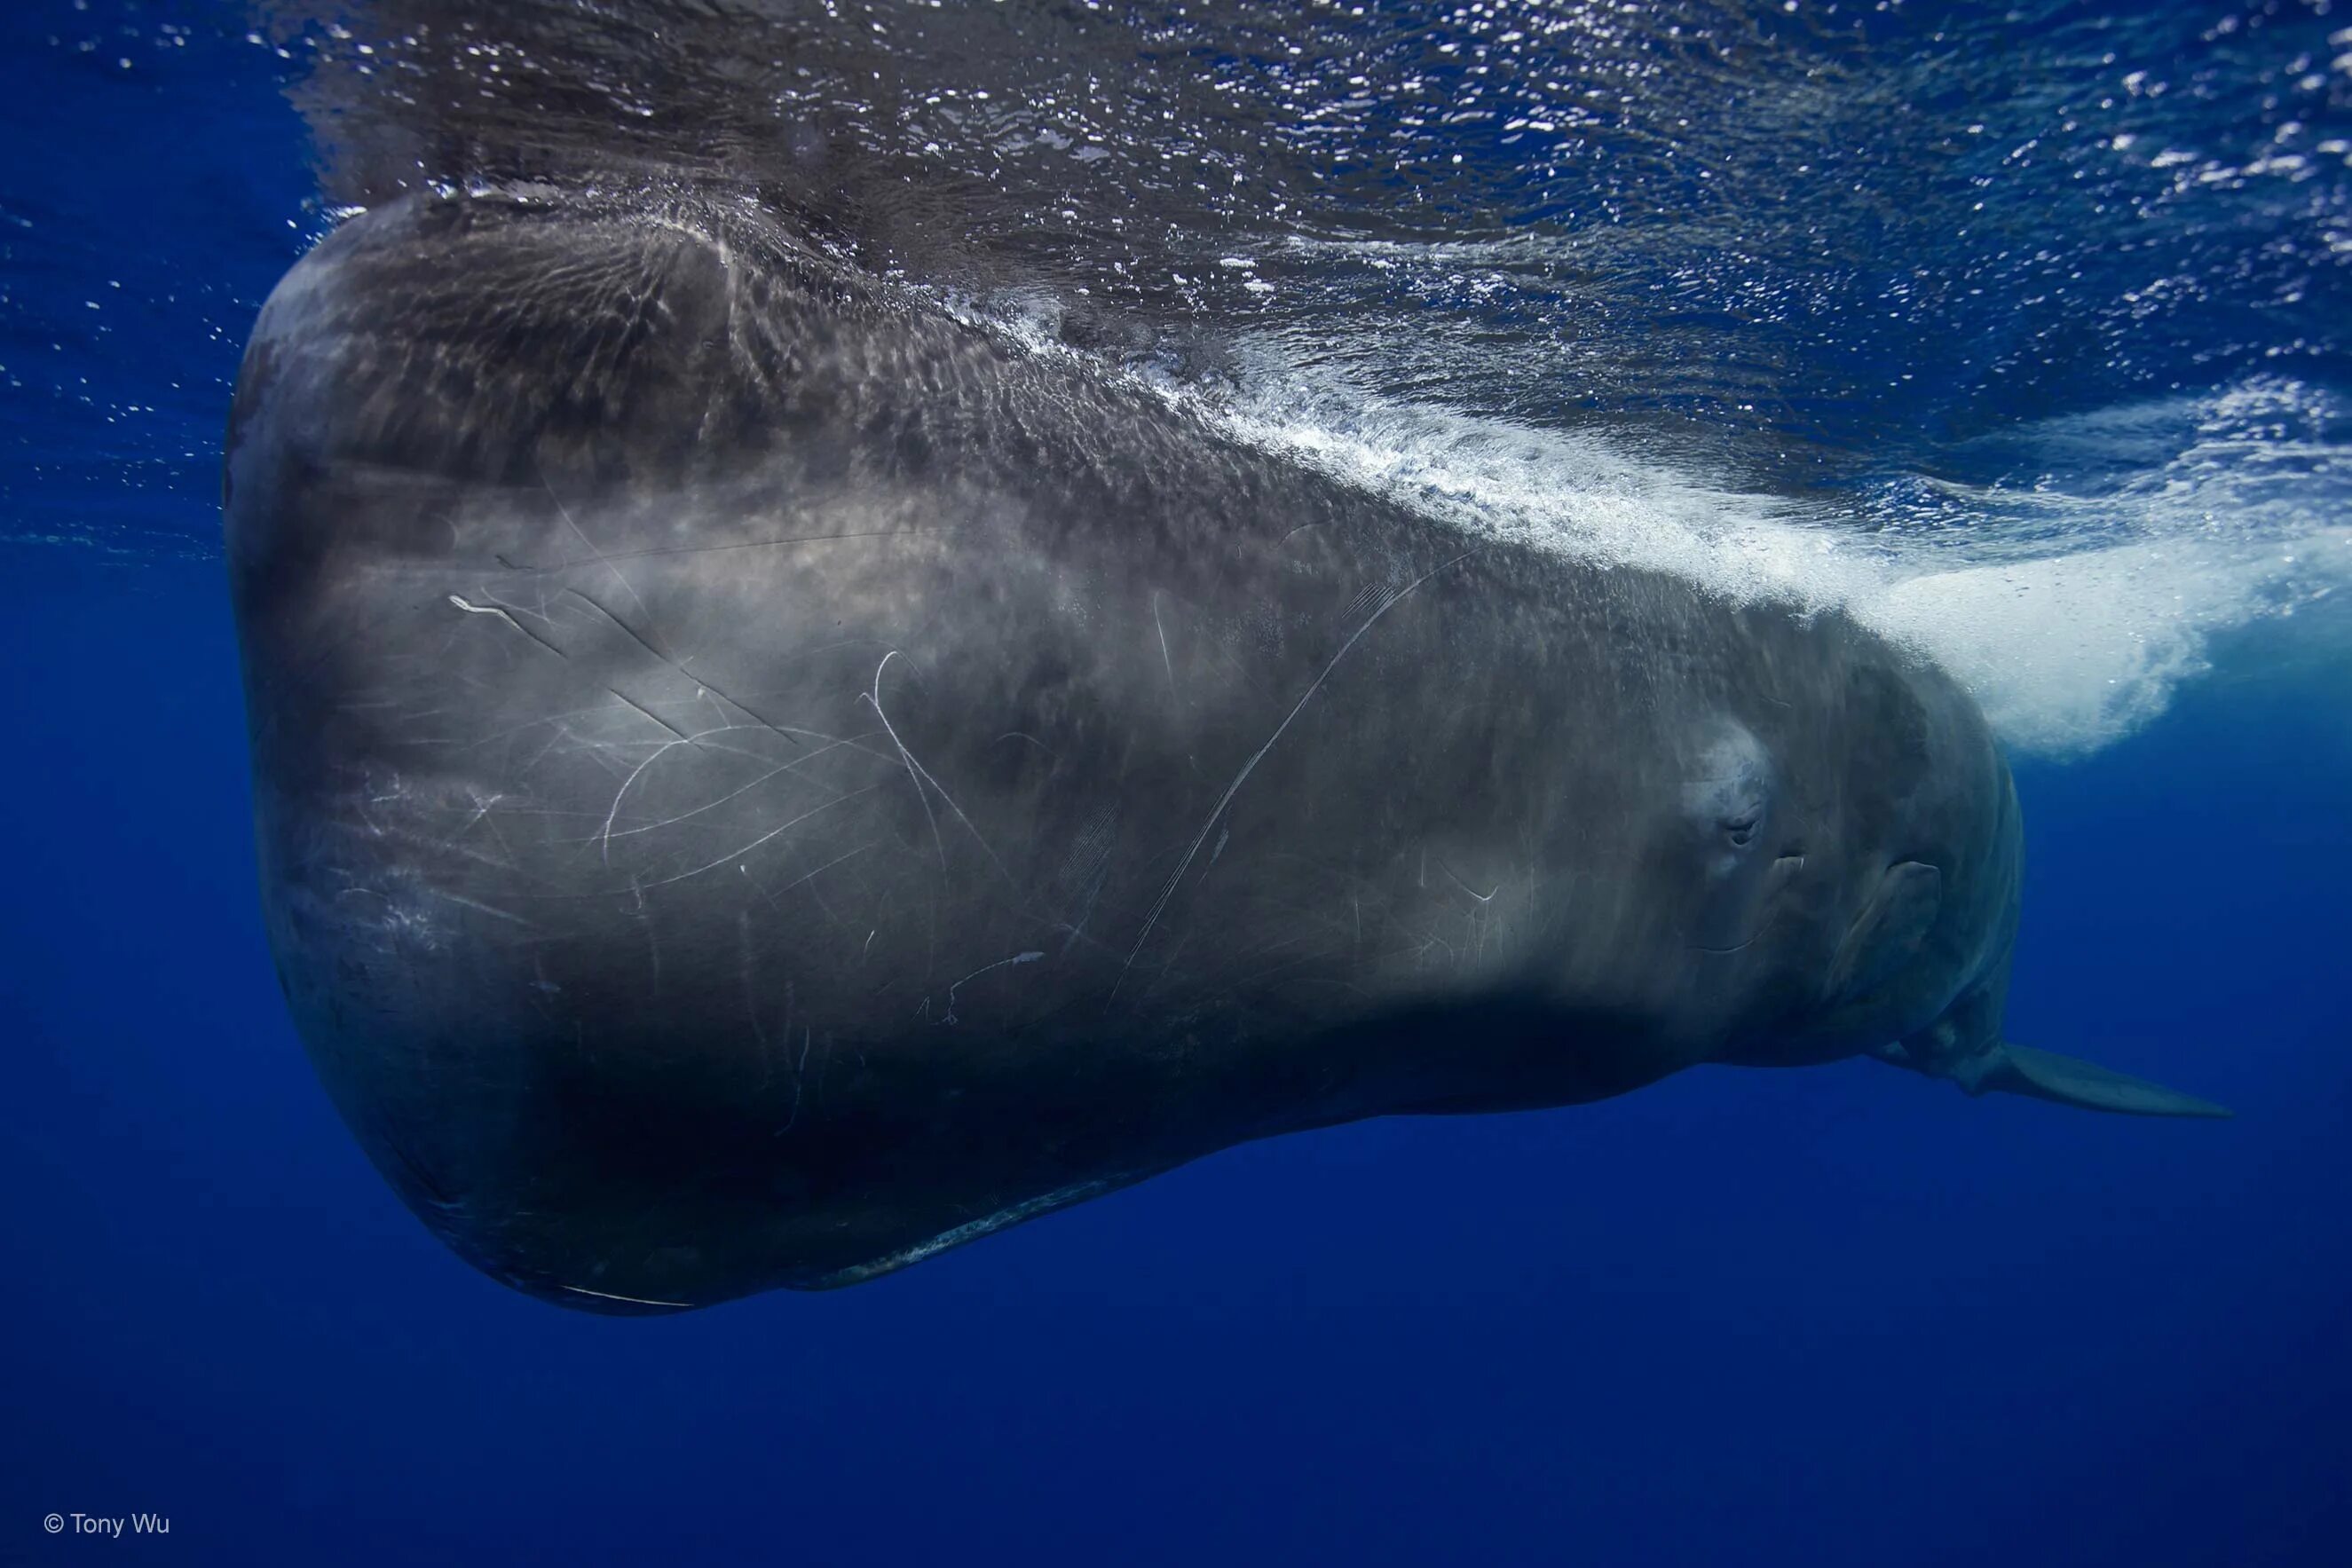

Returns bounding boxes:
[226,194,2021,1312]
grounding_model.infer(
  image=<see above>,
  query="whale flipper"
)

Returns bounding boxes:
[1874,1033,2231,1118]
[1982,1043,2233,1119]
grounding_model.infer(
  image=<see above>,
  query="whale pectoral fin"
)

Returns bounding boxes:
[1874,1037,2231,1117]
[1980,1043,2233,1118]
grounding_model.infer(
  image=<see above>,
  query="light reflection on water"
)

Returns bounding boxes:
[6,0,2349,749]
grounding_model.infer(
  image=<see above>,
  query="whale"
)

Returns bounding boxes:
[224,192,2226,1313]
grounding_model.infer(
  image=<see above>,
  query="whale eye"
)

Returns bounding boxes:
[1681,715,1777,879]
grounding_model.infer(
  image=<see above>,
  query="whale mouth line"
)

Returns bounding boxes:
[1691,853,1813,957]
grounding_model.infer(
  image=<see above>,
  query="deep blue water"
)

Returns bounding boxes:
[5,3,2351,1564]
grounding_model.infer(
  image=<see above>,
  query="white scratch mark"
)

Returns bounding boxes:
[449,593,516,621]
[1115,550,1479,996]
[420,888,540,928]
[1436,858,1499,903]
[557,1284,693,1309]
[861,651,1014,887]
[542,469,662,650]
[458,791,505,834]
[1152,592,1177,700]
[941,949,1046,1024]
[446,595,565,658]
[865,650,946,870]
[782,1024,814,1133]
[773,843,875,900]
[597,726,870,864]
[631,786,880,891]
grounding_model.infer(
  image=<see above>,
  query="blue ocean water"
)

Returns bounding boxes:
[4,2,2349,1564]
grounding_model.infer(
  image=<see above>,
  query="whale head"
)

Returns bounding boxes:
[1679,664,2230,1118]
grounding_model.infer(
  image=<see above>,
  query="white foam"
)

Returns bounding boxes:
[1217,367,1885,605]
[1862,536,2348,754]
[1207,362,2352,759]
